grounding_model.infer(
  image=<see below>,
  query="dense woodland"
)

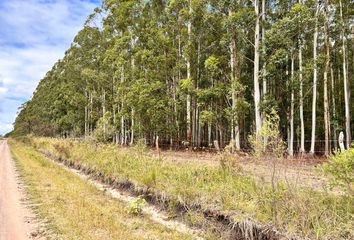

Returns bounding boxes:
[12,0,353,155]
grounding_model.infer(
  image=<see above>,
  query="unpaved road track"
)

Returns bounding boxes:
[0,140,36,240]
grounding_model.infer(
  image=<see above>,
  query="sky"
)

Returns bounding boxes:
[0,0,100,135]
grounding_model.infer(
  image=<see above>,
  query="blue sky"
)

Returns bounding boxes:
[0,0,100,135]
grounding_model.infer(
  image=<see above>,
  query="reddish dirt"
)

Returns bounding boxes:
[0,140,42,240]
[155,149,338,193]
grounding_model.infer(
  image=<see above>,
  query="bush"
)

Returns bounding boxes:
[93,112,115,142]
[249,108,284,161]
[128,196,147,215]
[323,147,354,195]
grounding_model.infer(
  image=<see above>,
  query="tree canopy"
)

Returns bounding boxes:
[12,0,354,155]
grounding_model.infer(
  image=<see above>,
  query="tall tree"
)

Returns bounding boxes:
[339,0,351,149]
[323,0,330,156]
[254,0,262,137]
[310,1,319,155]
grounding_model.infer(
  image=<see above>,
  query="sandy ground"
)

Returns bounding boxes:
[0,140,41,240]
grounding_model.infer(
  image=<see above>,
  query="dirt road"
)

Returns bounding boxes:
[0,140,37,240]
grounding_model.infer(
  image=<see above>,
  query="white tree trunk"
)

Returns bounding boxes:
[130,109,134,145]
[310,2,319,154]
[120,66,125,146]
[289,51,295,156]
[323,0,330,156]
[340,0,351,149]
[330,66,337,151]
[102,88,106,140]
[102,88,106,115]
[229,9,241,151]
[339,131,345,152]
[299,38,305,153]
[254,0,262,137]
[112,72,116,144]
[130,37,135,146]
[262,0,266,95]
[186,0,192,144]
[84,90,88,138]
[172,75,179,143]
[90,92,93,134]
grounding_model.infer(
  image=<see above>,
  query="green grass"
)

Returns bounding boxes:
[27,137,354,239]
[10,139,194,240]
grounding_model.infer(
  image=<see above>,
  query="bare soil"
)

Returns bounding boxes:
[0,140,43,240]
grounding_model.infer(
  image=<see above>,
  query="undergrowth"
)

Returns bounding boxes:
[28,137,354,239]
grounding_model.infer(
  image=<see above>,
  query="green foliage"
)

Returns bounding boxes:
[323,147,354,195]
[93,112,115,142]
[11,0,354,157]
[128,196,147,215]
[249,108,284,160]
[204,55,219,73]
[179,78,193,92]
[200,110,214,124]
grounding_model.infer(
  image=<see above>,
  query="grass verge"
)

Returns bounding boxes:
[25,137,354,239]
[9,139,194,240]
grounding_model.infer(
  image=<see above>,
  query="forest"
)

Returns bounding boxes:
[11,0,353,156]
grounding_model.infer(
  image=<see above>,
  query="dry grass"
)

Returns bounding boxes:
[9,139,194,240]
[23,137,354,239]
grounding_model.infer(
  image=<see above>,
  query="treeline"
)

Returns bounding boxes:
[12,0,353,155]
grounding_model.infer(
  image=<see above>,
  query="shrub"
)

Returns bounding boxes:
[53,143,71,159]
[93,112,115,142]
[323,147,354,195]
[249,108,284,161]
[248,108,285,223]
[128,196,147,215]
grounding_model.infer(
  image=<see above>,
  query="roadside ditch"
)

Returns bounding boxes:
[38,149,297,240]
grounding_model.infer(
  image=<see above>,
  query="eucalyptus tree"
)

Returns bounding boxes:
[11,0,354,155]
[323,0,330,156]
[339,0,352,149]
[310,0,320,155]
[254,0,262,137]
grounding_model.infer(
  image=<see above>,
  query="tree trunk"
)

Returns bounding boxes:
[289,51,294,156]
[186,0,192,144]
[323,0,330,156]
[262,0,266,95]
[130,109,134,145]
[208,122,212,146]
[299,38,305,153]
[340,0,351,149]
[330,66,338,151]
[254,0,262,137]
[229,9,241,151]
[90,92,93,134]
[172,75,179,145]
[85,90,88,138]
[130,36,135,146]
[177,30,182,144]
[120,66,125,146]
[102,88,106,140]
[112,71,116,143]
[310,2,319,155]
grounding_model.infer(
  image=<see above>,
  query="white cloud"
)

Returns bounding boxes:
[0,87,8,95]
[0,0,99,134]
